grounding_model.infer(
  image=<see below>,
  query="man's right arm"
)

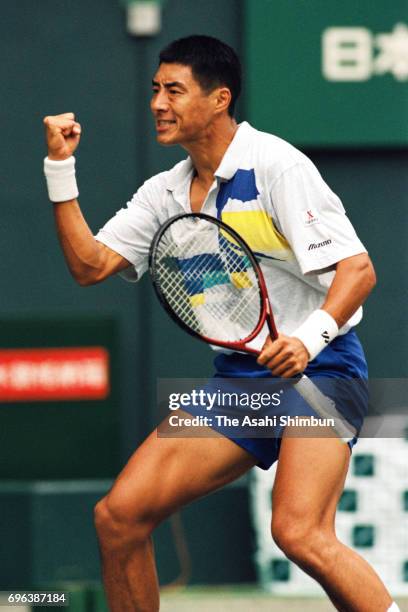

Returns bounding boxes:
[53,200,130,286]
[43,113,130,286]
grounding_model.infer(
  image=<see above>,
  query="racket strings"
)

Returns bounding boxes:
[154,219,262,342]
[156,236,260,336]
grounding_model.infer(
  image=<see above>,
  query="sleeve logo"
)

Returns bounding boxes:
[308,239,332,250]
[303,208,320,226]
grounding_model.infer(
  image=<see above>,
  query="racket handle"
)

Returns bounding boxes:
[265,299,278,341]
[294,375,357,441]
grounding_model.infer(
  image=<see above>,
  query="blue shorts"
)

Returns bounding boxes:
[185,331,369,470]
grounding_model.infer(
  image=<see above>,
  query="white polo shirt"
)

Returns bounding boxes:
[95,122,366,347]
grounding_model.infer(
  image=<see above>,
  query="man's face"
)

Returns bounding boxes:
[151,63,217,146]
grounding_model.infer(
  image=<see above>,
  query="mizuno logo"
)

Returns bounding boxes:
[308,239,332,250]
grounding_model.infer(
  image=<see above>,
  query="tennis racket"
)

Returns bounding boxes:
[149,212,355,440]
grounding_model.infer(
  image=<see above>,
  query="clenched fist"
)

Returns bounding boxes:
[43,112,81,160]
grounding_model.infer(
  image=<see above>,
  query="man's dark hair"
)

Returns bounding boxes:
[159,35,241,117]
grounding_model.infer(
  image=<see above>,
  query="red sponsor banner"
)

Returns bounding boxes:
[0,347,110,402]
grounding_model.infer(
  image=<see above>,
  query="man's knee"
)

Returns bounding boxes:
[271,514,334,572]
[271,514,307,560]
[94,493,156,550]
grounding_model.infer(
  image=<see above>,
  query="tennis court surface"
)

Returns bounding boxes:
[160,587,408,612]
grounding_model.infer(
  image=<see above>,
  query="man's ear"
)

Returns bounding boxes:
[213,87,232,115]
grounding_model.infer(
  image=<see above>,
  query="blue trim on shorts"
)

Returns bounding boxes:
[211,330,368,469]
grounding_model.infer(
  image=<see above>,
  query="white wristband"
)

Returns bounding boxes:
[291,309,339,361]
[43,156,79,202]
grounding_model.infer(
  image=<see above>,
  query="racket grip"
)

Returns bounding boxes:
[265,300,278,341]
[294,375,357,442]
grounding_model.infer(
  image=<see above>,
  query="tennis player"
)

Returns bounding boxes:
[43,36,399,612]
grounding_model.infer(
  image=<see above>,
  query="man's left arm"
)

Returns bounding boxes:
[257,253,376,377]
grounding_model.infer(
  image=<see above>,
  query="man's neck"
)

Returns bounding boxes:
[184,117,238,185]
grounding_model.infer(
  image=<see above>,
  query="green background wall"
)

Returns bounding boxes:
[245,0,408,146]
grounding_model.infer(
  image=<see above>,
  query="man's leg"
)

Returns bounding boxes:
[94,413,257,612]
[271,430,393,612]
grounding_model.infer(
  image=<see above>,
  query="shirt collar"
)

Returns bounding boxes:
[214,121,254,181]
[165,158,194,192]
